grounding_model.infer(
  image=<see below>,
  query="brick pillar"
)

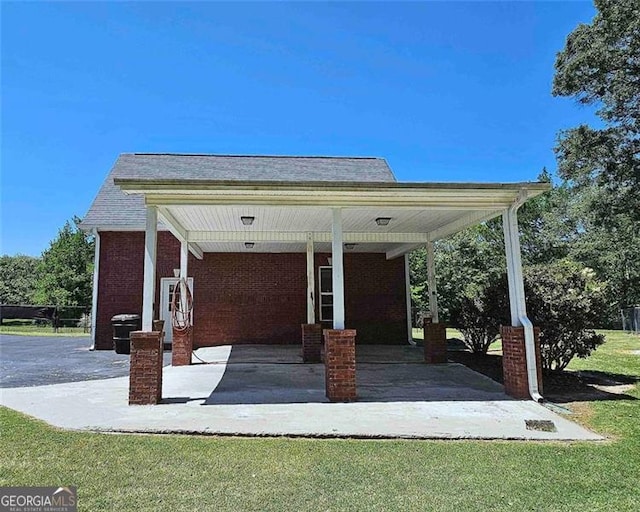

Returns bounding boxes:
[301,324,322,363]
[129,331,163,405]
[501,326,543,399]
[172,326,193,366]
[424,322,447,363]
[323,329,357,402]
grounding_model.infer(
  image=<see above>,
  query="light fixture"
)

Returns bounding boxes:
[375,217,391,226]
[344,243,357,250]
[241,216,255,226]
[244,242,255,249]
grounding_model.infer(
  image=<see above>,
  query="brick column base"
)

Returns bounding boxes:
[424,322,447,363]
[129,331,163,405]
[323,329,357,402]
[301,324,322,363]
[172,326,193,366]
[501,326,543,399]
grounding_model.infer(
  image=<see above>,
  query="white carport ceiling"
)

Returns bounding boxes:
[115,179,550,257]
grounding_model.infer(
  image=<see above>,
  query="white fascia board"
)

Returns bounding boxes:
[82,225,171,232]
[188,231,430,244]
[145,195,513,209]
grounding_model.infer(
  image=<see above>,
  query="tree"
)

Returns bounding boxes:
[0,255,40,304]
[553,0,640,317]
[33,218,94,306]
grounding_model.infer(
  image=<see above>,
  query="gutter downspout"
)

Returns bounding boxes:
[507,191,543,403]
[89,229,100,351]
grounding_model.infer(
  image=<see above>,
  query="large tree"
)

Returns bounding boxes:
[33,218,94,306]
[553,0,640,314]
[0,255,40,304]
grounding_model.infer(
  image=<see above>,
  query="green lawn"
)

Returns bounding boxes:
[0,323,90,337]
[1,331,639,511]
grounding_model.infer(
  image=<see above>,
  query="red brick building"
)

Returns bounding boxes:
[81,153,549,401]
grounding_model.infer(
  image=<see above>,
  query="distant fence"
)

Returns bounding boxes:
[0,304,91,333]
[621,306,640,334]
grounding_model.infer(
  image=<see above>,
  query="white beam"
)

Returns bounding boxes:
[157,207,188,241]
[188,231,430,244]
[306,233,316,324]
[90,229,100,348]
[426,240,439,323]
[386,243,424,260]
[142,206,158,331]
[331,209,345,330]
[429,210,502,241]
[158,207,203,260]
[189,242,204,260]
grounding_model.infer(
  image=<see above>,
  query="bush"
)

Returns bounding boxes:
[453,260,605,369]
[524,261,606,372]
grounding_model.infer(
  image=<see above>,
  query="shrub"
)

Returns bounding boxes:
[524,260,606,372]
[453,260,605,369]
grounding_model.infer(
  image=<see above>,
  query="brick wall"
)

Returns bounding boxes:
[95,232,408,348]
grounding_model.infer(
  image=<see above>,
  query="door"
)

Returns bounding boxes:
[318,266,333,323]
[160,277,194,343]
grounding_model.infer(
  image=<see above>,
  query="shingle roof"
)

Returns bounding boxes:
[80,153,397,230]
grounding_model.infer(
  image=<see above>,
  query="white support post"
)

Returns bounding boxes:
[404,254,415,344]
[503,203,543,402]
[90,229,100,348]
[180,240,189,314]
[426,240,439,323]
[503,207,532,324]
[142,206,158,331]
[331,208,346,330]
[306,233,316,324]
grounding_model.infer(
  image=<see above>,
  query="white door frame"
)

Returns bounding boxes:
[160,277,194,343]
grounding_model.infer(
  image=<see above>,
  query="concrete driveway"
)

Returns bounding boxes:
[0,343,603,441]
[0,335,170,388]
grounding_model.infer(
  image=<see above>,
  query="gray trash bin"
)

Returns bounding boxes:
[111,314,142,354]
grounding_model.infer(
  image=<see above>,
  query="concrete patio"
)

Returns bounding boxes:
[0,345,602,441]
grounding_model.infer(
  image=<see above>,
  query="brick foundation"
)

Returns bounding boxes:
[301,324,322,363]
[129,331,163,405]
[323,329,357,402]
[172,326,193,366]
[501,326,543,399]
[424,322,447,363]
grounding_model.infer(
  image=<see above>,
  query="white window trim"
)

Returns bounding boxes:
[318,266,333,322]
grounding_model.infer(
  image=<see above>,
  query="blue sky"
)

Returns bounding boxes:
[2,1,597,257]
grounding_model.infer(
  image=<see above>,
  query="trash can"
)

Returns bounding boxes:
[111,314,142,354]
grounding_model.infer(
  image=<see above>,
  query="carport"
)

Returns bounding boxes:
[113,177,549,404]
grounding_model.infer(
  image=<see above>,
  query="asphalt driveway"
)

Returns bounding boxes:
[0,335,170,388]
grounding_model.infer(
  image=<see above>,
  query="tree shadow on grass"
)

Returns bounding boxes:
[448,350,639,404]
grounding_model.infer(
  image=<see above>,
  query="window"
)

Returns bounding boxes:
[319,266,333,322]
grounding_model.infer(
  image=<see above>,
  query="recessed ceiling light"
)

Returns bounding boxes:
[375,217,391,226]
[244,242,255,249]
[241,216,255,226]
[344,243,357,250]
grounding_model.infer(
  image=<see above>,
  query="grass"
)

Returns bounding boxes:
[1,331,639,511]
[0,323,90,337]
